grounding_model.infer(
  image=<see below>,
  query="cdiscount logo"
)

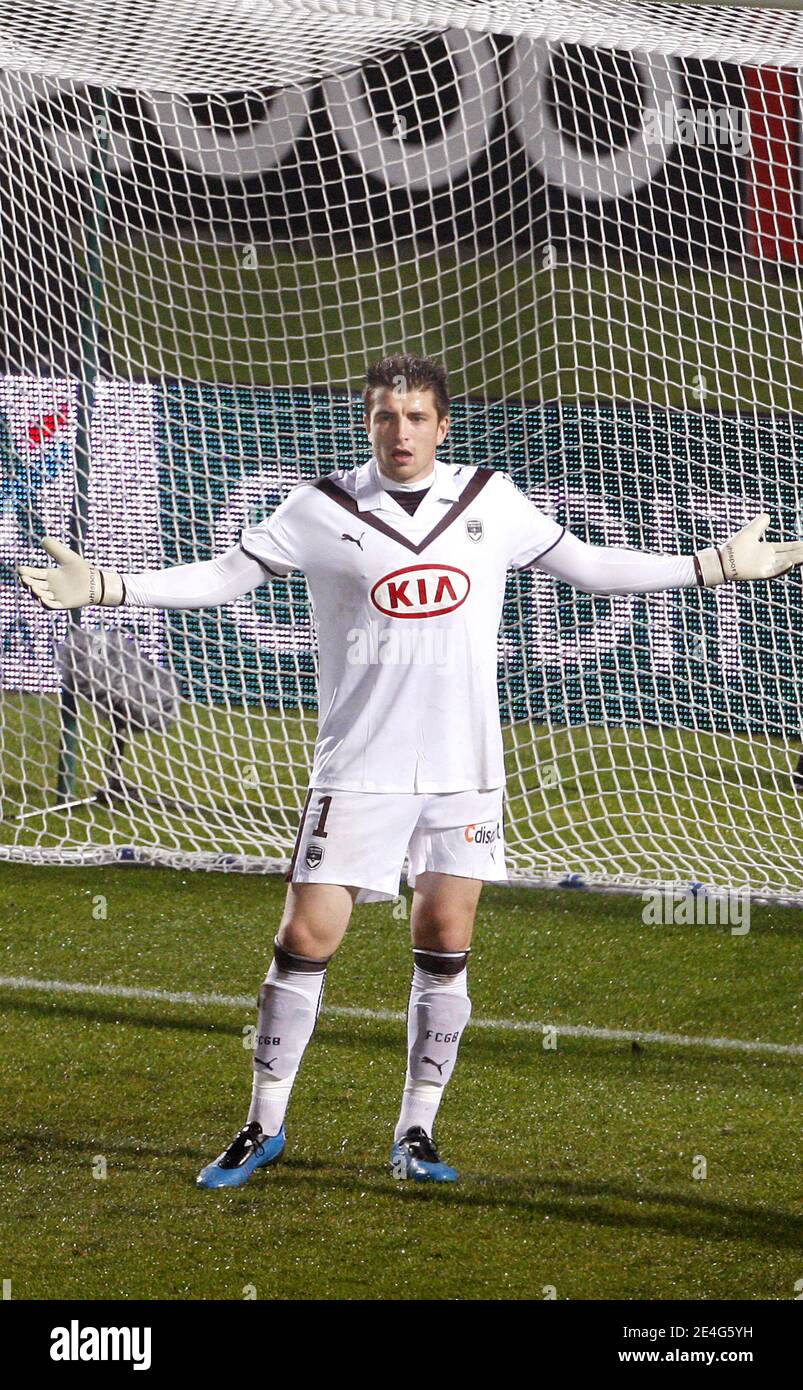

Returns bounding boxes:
[464,822,499,845]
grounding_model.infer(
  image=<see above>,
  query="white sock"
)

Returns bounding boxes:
[394,951,472,1143]
[246,941,328,1136]
[248,1065,300,1140]
[395,1079,443,1142]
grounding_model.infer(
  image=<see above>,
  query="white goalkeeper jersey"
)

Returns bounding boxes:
[123,453,696,794]
[236,455,563,792]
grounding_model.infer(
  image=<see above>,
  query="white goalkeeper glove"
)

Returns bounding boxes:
[16,536,124,609]
[695,513,803,587]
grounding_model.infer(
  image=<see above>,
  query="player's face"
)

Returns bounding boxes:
[365,387,449,483]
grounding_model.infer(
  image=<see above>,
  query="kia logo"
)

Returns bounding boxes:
[370,564,470,619]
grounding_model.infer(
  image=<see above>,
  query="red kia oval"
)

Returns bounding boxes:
[370,564,471,619]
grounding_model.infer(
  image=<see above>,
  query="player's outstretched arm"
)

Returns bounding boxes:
[536,513,803,595]
[16,536,269,611]
[693,513,803,586]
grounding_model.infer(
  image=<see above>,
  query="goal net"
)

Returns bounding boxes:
[3,0,803,903]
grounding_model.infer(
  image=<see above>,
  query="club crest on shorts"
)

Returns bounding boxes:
[305,842,324,869]
[466,517,483,542]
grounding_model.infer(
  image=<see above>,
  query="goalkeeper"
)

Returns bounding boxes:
[17,354,803,1186]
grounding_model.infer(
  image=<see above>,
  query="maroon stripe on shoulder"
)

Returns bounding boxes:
[518,525,567,571]
[312,468,495,556]
[421,467,494,551]
[240,543,289,578]
[313,476,420,553]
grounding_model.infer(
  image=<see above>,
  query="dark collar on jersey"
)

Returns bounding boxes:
[353,455,463,512]
[312,462,494,556]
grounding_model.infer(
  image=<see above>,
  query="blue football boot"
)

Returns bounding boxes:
[390,1125,458,1183]
[197,1120,285,1189]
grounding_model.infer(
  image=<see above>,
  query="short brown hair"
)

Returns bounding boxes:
[363,353,450,422]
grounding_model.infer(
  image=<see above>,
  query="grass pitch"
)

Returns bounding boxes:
[0,862,800,1301]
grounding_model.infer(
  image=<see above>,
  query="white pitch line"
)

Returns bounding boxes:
[0,974,800,1058]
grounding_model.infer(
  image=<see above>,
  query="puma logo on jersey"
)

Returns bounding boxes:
[254,1056,278,1072]
[370,564,470,619]
[341,531,365,550]
[421,1056,446,1076]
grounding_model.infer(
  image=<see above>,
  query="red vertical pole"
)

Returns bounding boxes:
[744,66,802,262]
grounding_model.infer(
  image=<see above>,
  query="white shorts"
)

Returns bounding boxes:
[286,786,507,904]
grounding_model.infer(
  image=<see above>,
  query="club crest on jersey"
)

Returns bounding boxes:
[305,843,324,869]
[370,564,470,619]
[466,517,483,542]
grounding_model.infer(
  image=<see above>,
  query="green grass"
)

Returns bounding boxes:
[0,863,800,1300]
[100,238,803,411]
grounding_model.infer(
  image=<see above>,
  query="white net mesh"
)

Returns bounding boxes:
[7,3,803,89]
[3,2,803,901]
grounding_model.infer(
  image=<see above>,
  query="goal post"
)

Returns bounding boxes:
[2,2,803,903]
[57,84,112,802]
